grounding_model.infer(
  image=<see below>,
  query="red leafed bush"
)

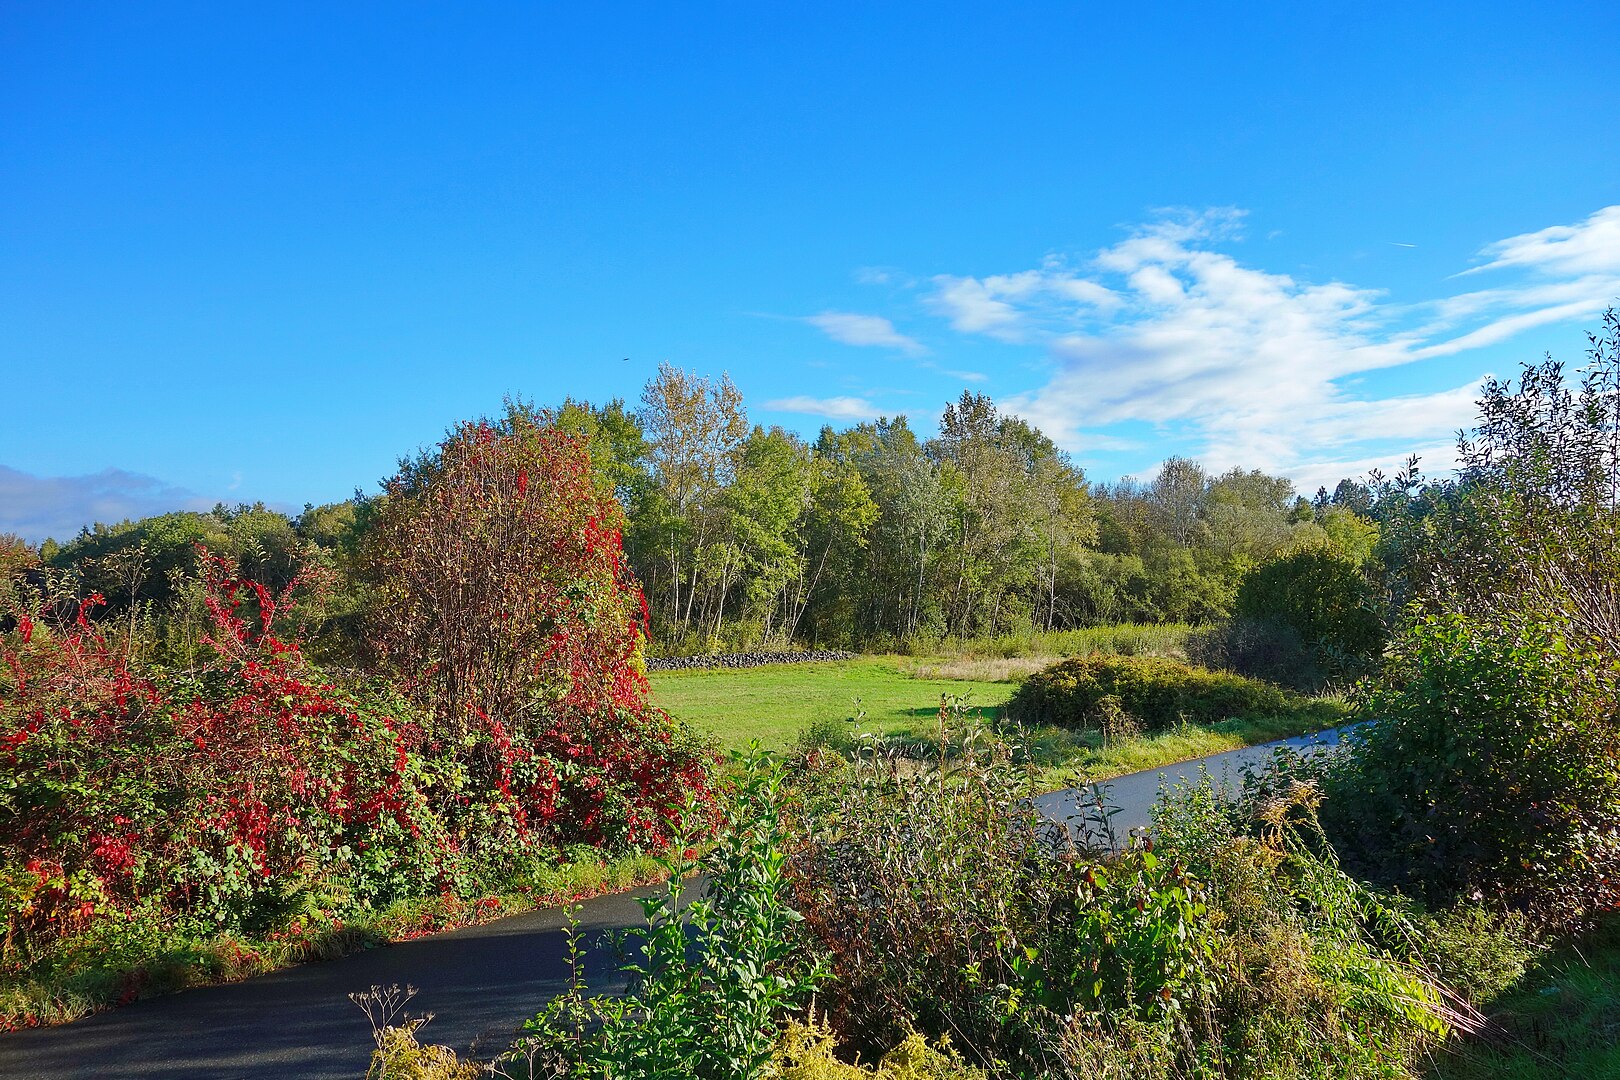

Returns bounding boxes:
[1,555,441,954]
[359,406,715,852]
[1,411,713,967]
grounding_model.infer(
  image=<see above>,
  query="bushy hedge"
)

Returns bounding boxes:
[2,548,712,1013]
[1324,614,1620,928]
[781,710,1456,1078]
[1004,654,1300,731]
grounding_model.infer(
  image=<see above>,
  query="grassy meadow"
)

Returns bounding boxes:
[649,648,1349,787]
[649,655,1015,750]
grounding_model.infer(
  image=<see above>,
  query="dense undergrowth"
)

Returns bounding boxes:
[0,414,717,1028]
[365,709,1509,1079]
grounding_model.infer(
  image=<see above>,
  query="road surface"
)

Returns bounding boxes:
[1034,724,1356,844]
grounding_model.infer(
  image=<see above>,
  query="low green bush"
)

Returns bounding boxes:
[1004,654,1300,732]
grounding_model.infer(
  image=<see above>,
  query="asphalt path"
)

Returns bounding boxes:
[0,727,1354,1080]
[0,888,657,1080]
[1033,724,1357,844]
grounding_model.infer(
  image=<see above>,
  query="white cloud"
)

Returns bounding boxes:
[763,395,883,421]
[1466,205,1620,277]
[803,312,926,355]
[0,464,217,544]
[929,276,1025,337]
[929,258,1123,342]
[943,205,1620,487]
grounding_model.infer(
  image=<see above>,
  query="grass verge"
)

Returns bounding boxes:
[1429,916,1620,1080]
[0,848,666,1032]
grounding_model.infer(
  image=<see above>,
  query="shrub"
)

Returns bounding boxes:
[1233,548,1385,677]
[1324,614,1620,928]
[365,1023,481,1080]
[1,556,443,961]
[360,406,715,853]
[1005,654,1299,732]
[786,710,1457,1077]
[509,753,822,1080]
[1184,616,1324,691]
[786,707,1217,1074]
[1413,905,1537,1006]
[1152,774,1462,1078]
[769,1012,985,1079]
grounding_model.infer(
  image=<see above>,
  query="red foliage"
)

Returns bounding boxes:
[1,552,433,951]
[2,413,715,964]
[361,410,715,851]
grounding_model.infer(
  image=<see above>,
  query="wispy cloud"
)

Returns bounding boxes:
[1464,205,1620,277]
[908,205,1620,486]
[929,254,1127,344]
[802,312,927,355]
[763,395,884,421]
[0,465,217,544]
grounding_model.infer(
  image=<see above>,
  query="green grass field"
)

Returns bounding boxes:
[649,653,1348,786]
[650,656,1014,750]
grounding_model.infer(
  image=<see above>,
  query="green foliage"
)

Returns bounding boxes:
[1006,654,1300,732]
[1413,905,1537,1006]
[1184,616,1324,691]
[1429,915,1620,1080]
[1235,548,1385,669]
[787,705,1216,1074]
[1326,614,1620,927]
[783,709,1454,1077]
[511,752,822,1080]
[1372,311,1620,658]
[1153,773,1461,1078]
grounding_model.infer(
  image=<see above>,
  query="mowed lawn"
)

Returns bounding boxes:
[649,656,1013,751]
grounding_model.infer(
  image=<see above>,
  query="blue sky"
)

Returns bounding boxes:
[3,3,1618,542]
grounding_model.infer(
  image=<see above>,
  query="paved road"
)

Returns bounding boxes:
[1034,725,1356,844]
[0,888,657,1080]
[0,727,1354,1080]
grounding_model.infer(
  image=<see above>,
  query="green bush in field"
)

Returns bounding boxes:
[1005,654,1299,731]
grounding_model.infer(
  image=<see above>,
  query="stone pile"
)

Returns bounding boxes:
[646,649,855,672]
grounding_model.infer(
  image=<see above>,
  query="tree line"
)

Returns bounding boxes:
[553,364,1382,651]
[3,364,1393,657]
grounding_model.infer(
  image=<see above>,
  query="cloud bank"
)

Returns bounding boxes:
[0,465,218,544]
[919,206,1620,484]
